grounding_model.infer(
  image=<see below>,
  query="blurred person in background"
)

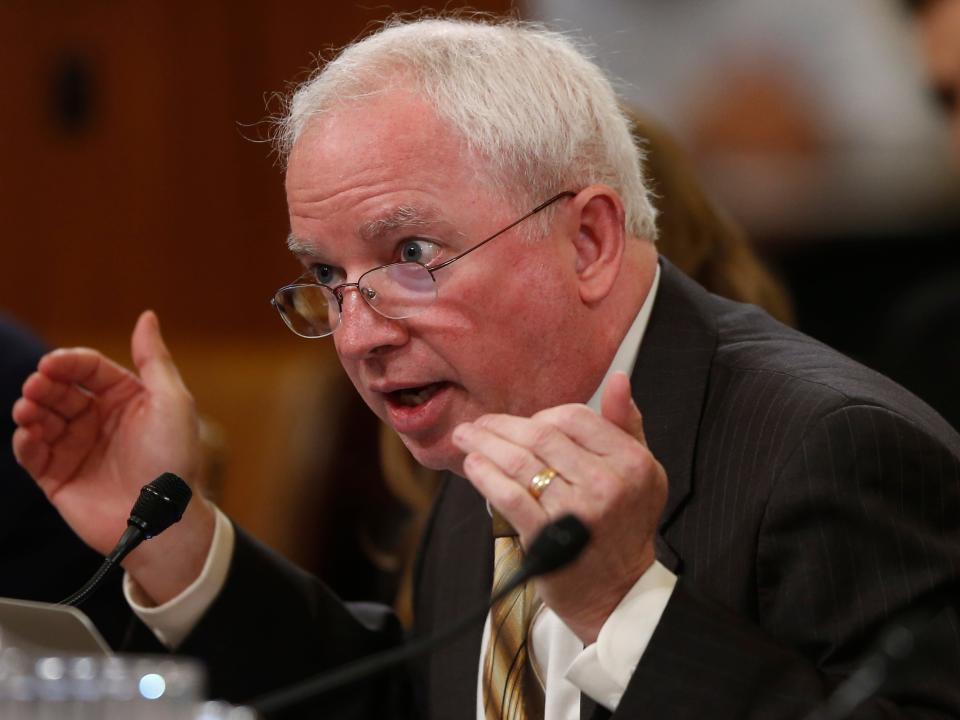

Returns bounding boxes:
[870,0,960,435]
[527,0,955,245]
[905,0,960,160]
[625,109,795,325]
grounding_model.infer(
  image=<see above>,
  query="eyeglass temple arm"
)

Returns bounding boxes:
[428,191,576,273]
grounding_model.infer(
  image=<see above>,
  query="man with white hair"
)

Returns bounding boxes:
[12,16,960,719]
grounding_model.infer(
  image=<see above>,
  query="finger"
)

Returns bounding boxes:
[21,372,94,420]
[132,311,187,395]
[533,402,637,458]
[463,415,601,489]
[533,403,658,491]
[40,403,100,483]
[526,467,579,518]
[600,371,646,445]
[453,422,578,517]
[38,348,137,396]
[12,397,67,443]
[453,421,555,484]
[461,451,548,538]
[12,425,52,480]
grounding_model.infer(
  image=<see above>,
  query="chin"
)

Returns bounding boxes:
[400,433,463,473]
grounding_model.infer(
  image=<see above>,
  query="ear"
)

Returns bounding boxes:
[569,185,627,304]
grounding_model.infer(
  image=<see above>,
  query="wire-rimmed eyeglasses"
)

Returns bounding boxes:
[271,191,576,339]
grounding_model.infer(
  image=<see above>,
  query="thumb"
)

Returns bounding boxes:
[131,310,186,392]
[600,371,646,445]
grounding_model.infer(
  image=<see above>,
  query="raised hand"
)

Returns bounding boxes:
[452,371,668,643]
[11,311,215,603]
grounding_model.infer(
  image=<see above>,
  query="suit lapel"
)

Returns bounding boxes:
[427,482,625,720]
[631,258,718,572]
[420,475,492,718]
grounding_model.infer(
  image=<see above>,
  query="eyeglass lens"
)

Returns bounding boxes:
[273,284,337,338]
[273,262,438,338]
[365,263,437,318]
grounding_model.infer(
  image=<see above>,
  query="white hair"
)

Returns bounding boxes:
[275,16,658,241]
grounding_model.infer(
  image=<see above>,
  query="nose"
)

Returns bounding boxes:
[333,286,408,360]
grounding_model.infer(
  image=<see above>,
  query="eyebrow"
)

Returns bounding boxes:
[359,205,440,241]
[286,204,452,259]
[286,234,317,258]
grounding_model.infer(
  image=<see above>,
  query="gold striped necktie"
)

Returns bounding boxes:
[483,514,544,720]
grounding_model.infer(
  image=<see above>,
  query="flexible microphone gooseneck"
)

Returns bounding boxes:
[61,472,192,608]
[252,514,591,716]
[801,588,950,720]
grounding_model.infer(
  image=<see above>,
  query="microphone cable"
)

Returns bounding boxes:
[61,472,192,608]
[251,514,590,716]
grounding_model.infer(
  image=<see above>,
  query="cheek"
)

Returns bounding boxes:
[444,259,577,389]
[497,258,577,332]
[436,261,565,350]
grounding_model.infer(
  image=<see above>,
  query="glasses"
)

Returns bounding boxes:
[271,191,576,338]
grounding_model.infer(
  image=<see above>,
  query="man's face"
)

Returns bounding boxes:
[284,91,595,471]
[918,0,960,161]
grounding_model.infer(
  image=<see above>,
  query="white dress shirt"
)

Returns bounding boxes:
[126,265,676,717]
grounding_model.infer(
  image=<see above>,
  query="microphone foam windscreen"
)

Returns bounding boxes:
[525,514,590,576]
[129,472,193,538]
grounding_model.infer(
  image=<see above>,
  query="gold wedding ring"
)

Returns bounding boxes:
[529,467,558,499]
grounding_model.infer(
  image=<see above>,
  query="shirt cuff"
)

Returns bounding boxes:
[565,560,677,711]
[123,506,235,649]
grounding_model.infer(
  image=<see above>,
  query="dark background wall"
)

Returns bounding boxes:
[0,1,515,344]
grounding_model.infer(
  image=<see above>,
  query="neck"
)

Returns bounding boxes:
[580,239,658,396]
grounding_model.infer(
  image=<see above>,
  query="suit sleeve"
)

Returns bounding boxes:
[162,527,408,719]
[612,404,960,719]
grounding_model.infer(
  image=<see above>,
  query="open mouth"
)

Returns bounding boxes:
[387,382,450,407]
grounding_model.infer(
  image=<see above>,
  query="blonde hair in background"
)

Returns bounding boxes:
[627,108,795,326]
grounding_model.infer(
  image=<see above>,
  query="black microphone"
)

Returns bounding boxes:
[61,472,192,607]
[509,513,592,581]
[251,514,590,716]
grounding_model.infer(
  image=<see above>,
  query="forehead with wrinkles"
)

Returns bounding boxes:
[284,91,516,228]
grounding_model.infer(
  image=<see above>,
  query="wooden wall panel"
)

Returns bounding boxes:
[1,0,515,346]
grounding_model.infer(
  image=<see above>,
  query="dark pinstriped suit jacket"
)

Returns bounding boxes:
[174,258,960,718]
[412,258,960,718]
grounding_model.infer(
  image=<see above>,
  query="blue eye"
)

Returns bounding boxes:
[312,264,343,286]
[399,239,440,265]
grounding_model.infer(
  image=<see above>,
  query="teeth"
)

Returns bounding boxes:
[396,383,441,406]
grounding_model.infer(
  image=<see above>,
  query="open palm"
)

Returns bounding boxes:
[12,312,201,556]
